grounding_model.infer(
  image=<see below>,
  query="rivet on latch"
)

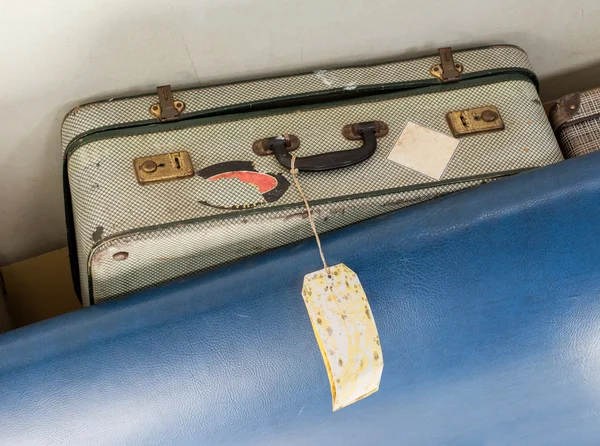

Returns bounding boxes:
[481,110,499,122]
[141,160,158,173]
[447,106,504,137]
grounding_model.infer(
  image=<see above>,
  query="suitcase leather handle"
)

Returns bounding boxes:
[264,121,387,172]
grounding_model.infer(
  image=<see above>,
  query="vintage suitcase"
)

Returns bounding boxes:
[549,88,600,158]
[63,45,563,306]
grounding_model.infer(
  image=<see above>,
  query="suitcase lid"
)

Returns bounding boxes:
[62,45,536,157]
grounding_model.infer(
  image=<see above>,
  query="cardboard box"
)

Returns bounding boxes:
[1,248,80,327]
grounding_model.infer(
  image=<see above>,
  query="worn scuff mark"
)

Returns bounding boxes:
[92,226,104,242]
[91,240,135,265]
[91,250,108,265]
[314,70,334,87]
[274,205,349,222]
[381,198,422,208]
[343,83,357,91]
[329,206,347,216]
[282,211,309,221]
[271,211,306,221]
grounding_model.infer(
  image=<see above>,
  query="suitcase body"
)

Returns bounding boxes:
[63,45,563,306]
[550,88,600,158]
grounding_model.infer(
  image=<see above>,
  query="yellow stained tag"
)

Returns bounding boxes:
[302,263,383,411]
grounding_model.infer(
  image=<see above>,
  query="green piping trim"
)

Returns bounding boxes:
[62,79,434,158]
[66,72,534,159]
[63,67,538,158]
[86,167,531,304]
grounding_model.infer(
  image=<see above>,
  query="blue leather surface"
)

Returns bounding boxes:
[3,154,600,445]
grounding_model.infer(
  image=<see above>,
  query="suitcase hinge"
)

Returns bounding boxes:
[430,47,463,83]
[549,92,581,131]
[149,85,186,122]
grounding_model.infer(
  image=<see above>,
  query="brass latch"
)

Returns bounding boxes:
[134,151,195,184]
[149,86,185,122]
[430,48,463,83]
[446,106,505,137]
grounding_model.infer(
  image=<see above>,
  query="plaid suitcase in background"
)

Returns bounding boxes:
[63,45,563,306]
[549,88,600,158]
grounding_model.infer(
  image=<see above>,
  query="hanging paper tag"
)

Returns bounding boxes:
[302,263,383,411]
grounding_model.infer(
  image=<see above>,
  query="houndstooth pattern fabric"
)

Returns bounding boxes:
[67,77,562,305]
[61,46,533,153]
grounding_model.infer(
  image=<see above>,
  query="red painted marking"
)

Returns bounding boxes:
[207,171,277,193]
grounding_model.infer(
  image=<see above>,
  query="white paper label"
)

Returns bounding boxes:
[387,122,460,180]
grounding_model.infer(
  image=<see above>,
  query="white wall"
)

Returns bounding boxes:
[1,0,599,265]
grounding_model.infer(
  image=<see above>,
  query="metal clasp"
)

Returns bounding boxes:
[133,151,195,184]
[447,106,504,137]
[149,85,186,122]
[430,48,463,83]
